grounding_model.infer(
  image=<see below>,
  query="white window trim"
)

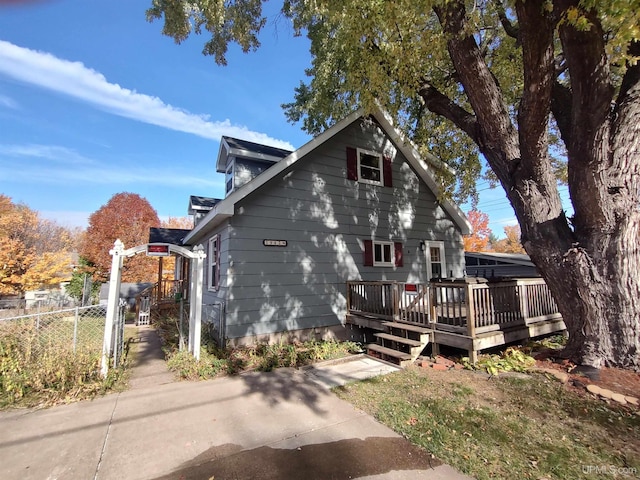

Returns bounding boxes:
[373,240,394,267]
[357,148,384,186]
[424,241,446,280]
[208,235,219,291]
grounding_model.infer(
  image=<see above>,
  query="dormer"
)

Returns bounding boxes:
[217,136,292,196]
[188,195,221,227]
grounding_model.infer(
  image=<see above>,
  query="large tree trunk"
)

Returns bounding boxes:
[433,0,640,370]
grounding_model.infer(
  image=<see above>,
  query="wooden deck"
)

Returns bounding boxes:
[346,278,566,363]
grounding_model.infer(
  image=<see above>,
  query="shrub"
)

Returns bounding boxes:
[164,339,363,379]
[464,347,536,376]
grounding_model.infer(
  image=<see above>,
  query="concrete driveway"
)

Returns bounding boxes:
[0,331,472,479]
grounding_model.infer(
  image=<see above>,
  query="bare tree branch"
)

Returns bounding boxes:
[433,0,519,186]
[493,0,520,40]
[418,83,480,144]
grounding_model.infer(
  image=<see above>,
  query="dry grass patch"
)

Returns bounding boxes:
[335,365,639,480]
[0,321,131,409]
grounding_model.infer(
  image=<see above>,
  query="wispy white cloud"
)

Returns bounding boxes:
[0,94,18,109]
[0,143,221,189]
[0,162,222,189]
[0,144,94,164]
[0,40,294,150]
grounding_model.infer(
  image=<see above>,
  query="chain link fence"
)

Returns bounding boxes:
[153,301,224,352]
[0,304,113,358]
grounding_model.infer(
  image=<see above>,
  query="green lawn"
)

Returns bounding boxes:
[335,366,639,480]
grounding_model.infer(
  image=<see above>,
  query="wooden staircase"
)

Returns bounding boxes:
[367,321,432,367]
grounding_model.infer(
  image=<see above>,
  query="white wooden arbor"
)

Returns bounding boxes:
[101,239,206,377]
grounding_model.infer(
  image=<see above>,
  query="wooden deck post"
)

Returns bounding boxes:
[429,282,437,327]
[392,282,400,321]
[465,282,477,363]
[517,280,529,321]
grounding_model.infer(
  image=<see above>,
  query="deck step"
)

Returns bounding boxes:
[382,321,432,334]
[374,332,423,347]
[367,343,412,361]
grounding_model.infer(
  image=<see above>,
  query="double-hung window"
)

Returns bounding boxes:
[346,147,393,187]
[373,241,394,267]
[363,239,403,267]
[357,149,383,186]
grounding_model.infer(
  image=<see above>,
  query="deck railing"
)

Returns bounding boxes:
[346,281,398,321]
[346,278,561,337]
[346,281,431,326]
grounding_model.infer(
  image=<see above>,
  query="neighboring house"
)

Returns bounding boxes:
[178,108,471,345]
[99,282,154,309]
[464,251,539,279]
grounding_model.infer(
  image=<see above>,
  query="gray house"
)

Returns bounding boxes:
[181,108,471,345]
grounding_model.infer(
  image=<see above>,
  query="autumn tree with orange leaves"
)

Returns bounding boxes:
[0,195,75,295]
[493,225,526,254]
[80,193,160,283]
[463,209,492,252]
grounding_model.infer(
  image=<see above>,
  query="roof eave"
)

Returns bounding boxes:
[191,106,471,242]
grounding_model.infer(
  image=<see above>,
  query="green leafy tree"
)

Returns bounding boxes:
[66,257,100,305]
[148,1,640,370]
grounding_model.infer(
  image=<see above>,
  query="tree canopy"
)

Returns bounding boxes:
[0,195,75,295]
[148,0,640,369]
[493,225,527,254]
[463,210,492,252]
[80,192,161,283]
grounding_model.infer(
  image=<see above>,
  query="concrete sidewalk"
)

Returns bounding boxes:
[0,335,473,479]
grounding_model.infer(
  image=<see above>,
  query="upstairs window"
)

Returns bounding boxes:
[358,149,383,185]
[346,147,393,187]
[225,163,234,195]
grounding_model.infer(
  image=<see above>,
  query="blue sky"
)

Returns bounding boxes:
[0,0,311,228]
[0,0,537,236]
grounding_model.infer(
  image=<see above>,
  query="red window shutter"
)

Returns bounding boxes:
[363,240,373,266]
[346,147,358,181]
[394,242,403,267]
[383,155,393,187]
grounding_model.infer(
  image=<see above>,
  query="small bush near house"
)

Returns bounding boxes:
[164,339,363,380]
[0,321,129,409]
[155,312,362,379]
[463,347,537,376]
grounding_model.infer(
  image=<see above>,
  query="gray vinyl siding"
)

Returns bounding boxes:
[220,118,464,340]
[232,158,274,191]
